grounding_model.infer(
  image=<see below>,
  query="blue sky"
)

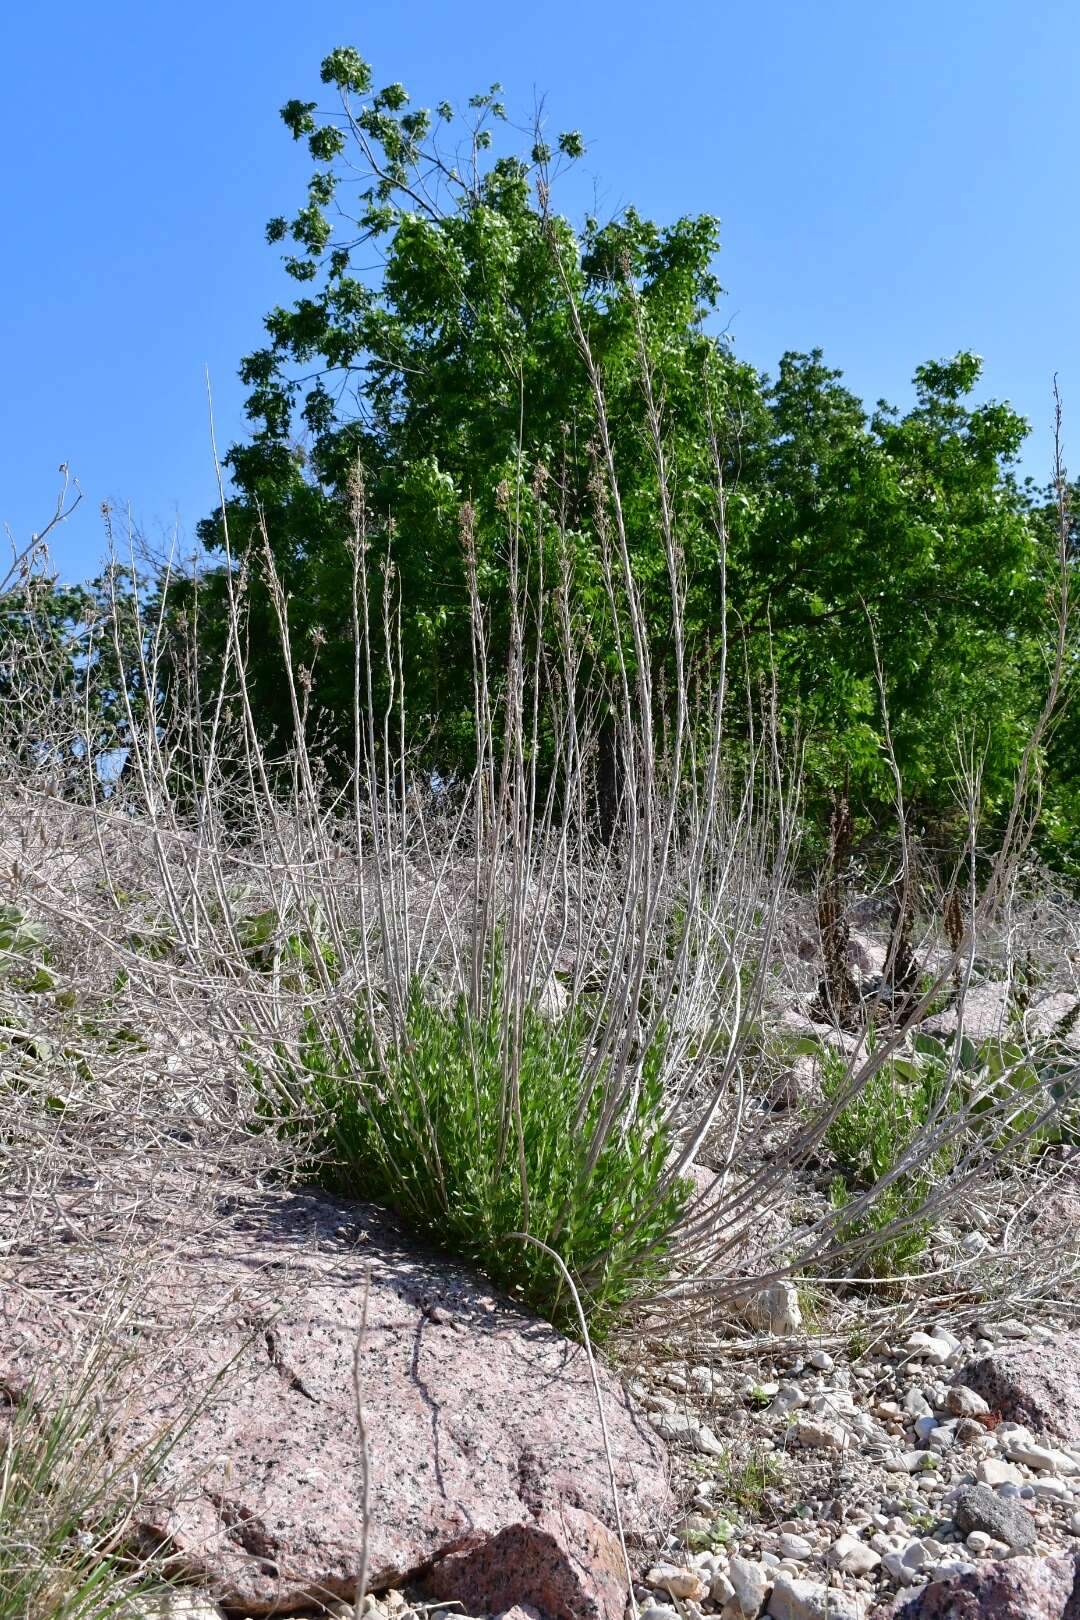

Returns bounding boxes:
[2,0,1077,582]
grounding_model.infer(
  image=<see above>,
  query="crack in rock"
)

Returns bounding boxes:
[263,1326,317,1402]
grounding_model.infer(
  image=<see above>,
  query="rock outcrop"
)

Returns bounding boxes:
[959,1335,1080,1448]
[0,1185,670,1618]
[871,1554,1080,1619]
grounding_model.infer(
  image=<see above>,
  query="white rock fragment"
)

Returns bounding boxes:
[946,1384,990,1418]
[740,1280,803,1337]
[882,1539,930,1584]
[710,1569,735,1605]
[999,1319,1032,1338]
[905,1332,952,1365]
[886,1449,938,1473]
[904,1386,933,1419]
[694,1423,726,1457]
[870,1531,907,1556]
[648,1411,698,1441]
[975,1457,1022,1485]
[928,1558,977,1580]
[689,1365,714,1396]
[1000,1434,1080,1475]
[827,1533,881,1576]
[768,1384,807,1419]
[644,1392,678,1414]
[795,1416,848,1451]
[767,1573,865,1619]
[722,1554,769,1618]
[645,1564,707,1601]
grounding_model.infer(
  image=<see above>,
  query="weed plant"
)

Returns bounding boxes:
[822,1042,949,1276]
[0,1377,172,1620]
[272,971,689,1339]
[822,1024,1080,1277]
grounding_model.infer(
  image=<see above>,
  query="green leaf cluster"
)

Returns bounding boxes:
[268,978,688,1338]
[822,1025,1080,1276]
[147,45,1070,854]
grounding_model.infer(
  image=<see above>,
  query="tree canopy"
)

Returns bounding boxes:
[172,45,1065,855]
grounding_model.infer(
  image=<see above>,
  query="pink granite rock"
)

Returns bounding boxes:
[1,1186,669,1618]
[418,1503,629,1620]
[958,1335,1080,1447]
[871,1555,1080,1619]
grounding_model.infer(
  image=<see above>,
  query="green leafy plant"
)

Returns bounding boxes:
[268,975,688,1338]
[0,906,52,991]
[821,1043,949,1276]
[0,908,62,1081]
[234,901,342,989]
[824,1043,949,1188]
[821,1021,1080,1278]
[912,1029,1079,1150]
[711,1449,786,1520]
[827,1173,934,1277]
[679,1513,736,1551]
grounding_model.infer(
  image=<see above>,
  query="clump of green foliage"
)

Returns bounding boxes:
[0,906,53,992]
[162,40,1067,860]
[0,906,64,1076]
[712,1449,786,1522]
[821,1025,1080,1278]
[229,898,343,990]
[272,979,688,1338]
[822,1039,952,1276]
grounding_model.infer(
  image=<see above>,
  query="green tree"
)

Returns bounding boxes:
[180,44,1060,852]
[734,350,1050,828]
[187,47,759,810]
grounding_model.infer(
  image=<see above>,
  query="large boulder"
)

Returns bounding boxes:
[958,1335,1080,1448]
[0,1185,670,1618]
[871,1555,1080,1619]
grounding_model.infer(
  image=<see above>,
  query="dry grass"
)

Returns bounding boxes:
[1,344,1079,1607]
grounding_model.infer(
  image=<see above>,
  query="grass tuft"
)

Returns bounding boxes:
[269,971,688,1338]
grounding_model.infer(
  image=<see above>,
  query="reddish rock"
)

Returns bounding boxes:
[418,1503,628,1620]
[0,1186,669,1618]
[871,1555,1080,1619]
[958,1336,1080,1448]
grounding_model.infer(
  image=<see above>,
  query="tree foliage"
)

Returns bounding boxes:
[177,44,1062,850]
